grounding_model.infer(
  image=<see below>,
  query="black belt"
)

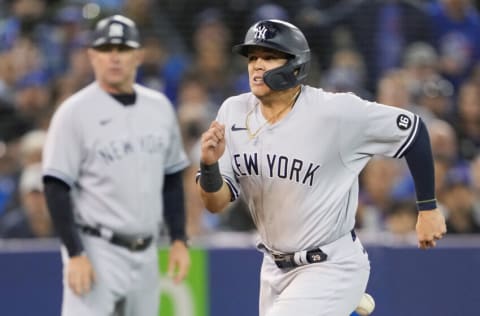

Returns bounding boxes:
[273,248,328,269]
[272,230,356,269]
[78,224,153,252]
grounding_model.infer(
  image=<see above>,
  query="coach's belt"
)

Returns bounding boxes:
[270,230,357,269]
[77,224,153,251]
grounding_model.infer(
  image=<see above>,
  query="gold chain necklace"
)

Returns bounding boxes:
[245,88,301,140]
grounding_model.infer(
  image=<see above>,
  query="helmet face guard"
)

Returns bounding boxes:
[232,19,310,90]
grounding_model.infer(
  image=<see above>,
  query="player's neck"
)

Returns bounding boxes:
[99,81,135,94]
[260,86,301,123]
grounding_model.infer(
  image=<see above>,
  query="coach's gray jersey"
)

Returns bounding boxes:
[43,82,189,235]
[216,85,419,253]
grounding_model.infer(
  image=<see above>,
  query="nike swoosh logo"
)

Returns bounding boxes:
[99,119,112,126]
[231,124,247,131]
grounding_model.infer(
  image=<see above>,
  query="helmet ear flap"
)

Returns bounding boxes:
[263,58,309,90]
[263,63,298,90]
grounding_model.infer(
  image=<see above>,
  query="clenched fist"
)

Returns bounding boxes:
[200,121,226,165]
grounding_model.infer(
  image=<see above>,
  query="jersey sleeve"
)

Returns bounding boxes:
[338,94,419,161]
[42,104,84,187]
[216,102,240,201]
[164,108,190,175]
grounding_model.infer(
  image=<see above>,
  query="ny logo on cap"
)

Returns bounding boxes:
[108,22,124,37]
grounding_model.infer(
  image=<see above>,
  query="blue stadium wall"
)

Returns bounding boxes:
[1,239,479,316]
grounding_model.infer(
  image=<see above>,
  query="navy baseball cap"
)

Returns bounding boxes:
[91,15,140,49]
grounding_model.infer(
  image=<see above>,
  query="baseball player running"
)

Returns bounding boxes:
[197,19,446,316]
[42,15,190,316]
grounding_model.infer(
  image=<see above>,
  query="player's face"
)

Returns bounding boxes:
[88,44,143,93]
[247,47,288,97]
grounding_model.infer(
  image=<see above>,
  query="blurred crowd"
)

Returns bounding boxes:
[1,0,480,242]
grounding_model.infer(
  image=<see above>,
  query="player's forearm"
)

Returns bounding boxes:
[198,183,232,213]
[43,176,84,257]
[404,118,437,211]
[163,171,188,243]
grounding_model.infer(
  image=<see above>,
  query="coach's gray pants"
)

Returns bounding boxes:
[60,235,159,316]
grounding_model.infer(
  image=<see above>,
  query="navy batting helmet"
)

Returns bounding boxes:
[91,15,140,48]
[233,19,310,90]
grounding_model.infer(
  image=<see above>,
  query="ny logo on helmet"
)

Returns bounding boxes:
[254,23,275,41]
[254,25,268,40]
[108,23,124,37]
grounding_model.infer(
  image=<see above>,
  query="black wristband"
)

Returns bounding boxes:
[417,199,437,211]
[172,237,189,247]
[199,162,224,192]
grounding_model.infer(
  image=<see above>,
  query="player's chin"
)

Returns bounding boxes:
[106,71,126,81]
[250,83,270,97]
[105,77,129,90]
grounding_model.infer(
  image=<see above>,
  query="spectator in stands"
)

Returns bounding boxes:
[403,42,440,88]
[426,0,480,91]
[357,157,402,232]
[189,8,236,105]
[442,166,480,234]
[392,119,463,206]
[1,0,480,241]
[402,42,455,122]
[0,128,45,219]
[135,32,188,105]
[53,4,89,76]
[0,107,31,216]
[176,72,218,236]
[7,35,47,92]
[294,0,363,74]
[412,75,454,122]
[429,119,462,167]
[0,138,21,217]
[385,200,418,236]
[349,0,433,93]
[6,34,54,130]
[122,0,186,53]
[54,47,93,106]
[0,0,62,77]
[377,69,435,122]
[177,72,217,154]
[123,0,189,104]
[428,119,465,207]
[470,153,480,224]
[452,80,480,160]
[0,52,16,104]
[74,0,123,15]
[18,129,45,167]
[13,70,53,129]
[320,48,372,100]
[0,163,53,238]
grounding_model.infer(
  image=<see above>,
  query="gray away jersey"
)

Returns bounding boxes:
[42,82,189,236]
[214,85,419,253]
